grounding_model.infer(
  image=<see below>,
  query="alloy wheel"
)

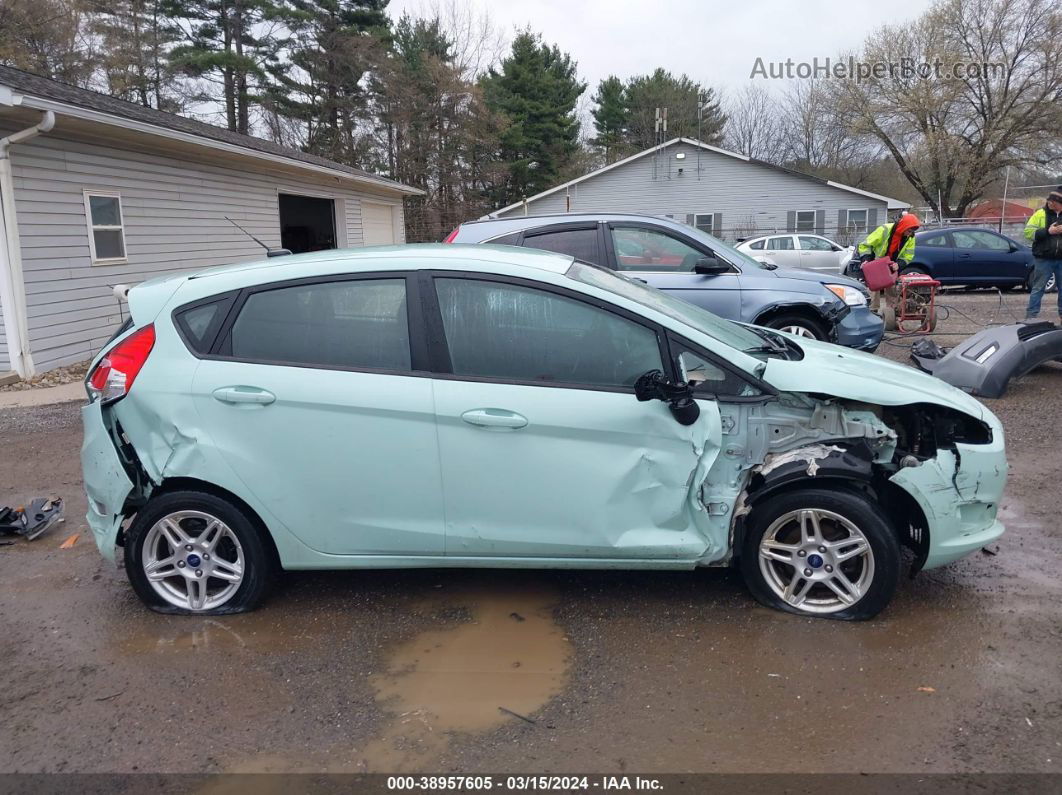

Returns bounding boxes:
[757,508,875,614]
[779,324,816,338]
[142,510,245,611]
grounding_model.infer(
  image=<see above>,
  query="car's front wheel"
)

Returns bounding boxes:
[761,313,827,340]
[740,488,900,620]
[125,490,276,614]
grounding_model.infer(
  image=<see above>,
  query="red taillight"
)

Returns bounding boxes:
[443,226,460,243]
[87,324,155,403]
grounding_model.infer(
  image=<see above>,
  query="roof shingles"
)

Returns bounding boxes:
[0,64,414,193]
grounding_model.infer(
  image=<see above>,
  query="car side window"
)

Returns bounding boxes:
[921,234,948,248]
[522,227,601,264]
[228,278,411,370]
[748,239,765,250]
[799,236,833,251]
[488,231,522,246]
[766,236,794,250]
[175,296,234,354]
[676,347,762,398]
[610,227,707,272]
[434,278,663,388]
[953,230,1010,251]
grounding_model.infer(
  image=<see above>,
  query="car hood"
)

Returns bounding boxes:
[751,265,862,289]
[762,337,990,421]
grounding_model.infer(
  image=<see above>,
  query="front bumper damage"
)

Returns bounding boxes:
[888,439,1007,569]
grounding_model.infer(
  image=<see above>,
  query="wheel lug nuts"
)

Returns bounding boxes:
[195,570,203,577]
[202,553,210,560]
[177,561,186,568]
[797,550,807,557]
[803,568,813,576]
[185,544,193,551]
[825,565,834,572]
[818,546,826,553]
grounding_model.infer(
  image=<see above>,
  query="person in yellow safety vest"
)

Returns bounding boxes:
[857,212,920,267]
[1023,188,1062,322]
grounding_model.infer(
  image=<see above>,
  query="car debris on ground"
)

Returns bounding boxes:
[0,496,64,542]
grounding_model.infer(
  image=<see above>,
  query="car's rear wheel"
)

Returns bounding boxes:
[740,488,900,620]
[125,490,275,614]
[762,313,827,340]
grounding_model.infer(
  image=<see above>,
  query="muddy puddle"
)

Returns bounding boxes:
[358,581,571,771]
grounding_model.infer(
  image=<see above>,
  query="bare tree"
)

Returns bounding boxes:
[0,0,96,86]
[723,83,784,162]
[834,0,1062,217]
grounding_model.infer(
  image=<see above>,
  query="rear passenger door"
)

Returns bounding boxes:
[189,274,446,557]
[604,223,742,319]
[765,236,801,268]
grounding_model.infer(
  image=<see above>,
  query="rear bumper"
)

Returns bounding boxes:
[834,307,885,351]
[80,401,133,565]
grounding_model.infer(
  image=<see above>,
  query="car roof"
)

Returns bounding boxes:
[131,244,577,310]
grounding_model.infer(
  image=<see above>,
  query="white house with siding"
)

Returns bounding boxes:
[489,137,907,246]
[0,65,420,379]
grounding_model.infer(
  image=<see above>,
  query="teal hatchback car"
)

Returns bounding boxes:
[81,245,1007,620]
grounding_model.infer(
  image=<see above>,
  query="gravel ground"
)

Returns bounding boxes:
[0,361,90,392]
[0,290,1060,776]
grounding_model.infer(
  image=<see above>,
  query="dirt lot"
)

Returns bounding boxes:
[1,290,1061,775]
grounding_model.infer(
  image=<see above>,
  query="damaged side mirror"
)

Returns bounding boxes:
[634,370,701,426]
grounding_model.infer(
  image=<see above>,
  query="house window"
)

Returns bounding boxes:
[846,209,868,234]
[84,191,127,264]
[693,213,714,234]
[794,211,815,232]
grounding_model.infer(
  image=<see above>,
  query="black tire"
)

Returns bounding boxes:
[125,489,276,615]
[740,487,900,620]
[761,313,828,341]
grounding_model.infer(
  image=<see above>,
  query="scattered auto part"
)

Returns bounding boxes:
[910,321,1062,398]
[0,496,64,541]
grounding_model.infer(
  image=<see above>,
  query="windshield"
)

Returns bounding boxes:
[566,261,767,354]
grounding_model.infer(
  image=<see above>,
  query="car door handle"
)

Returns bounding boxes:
[460,408,528,430]
[212,386,276,405]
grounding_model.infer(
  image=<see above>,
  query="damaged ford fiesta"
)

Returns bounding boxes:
[81,244,1007,619]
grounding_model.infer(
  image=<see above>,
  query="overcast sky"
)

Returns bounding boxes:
[387,0,936,97]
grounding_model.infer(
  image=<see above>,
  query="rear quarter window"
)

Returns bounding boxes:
[174,296,234,355]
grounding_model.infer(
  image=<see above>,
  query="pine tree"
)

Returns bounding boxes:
[167,0,284,134]
[268,0,390,162]
[481,31,586,207]
[623,69,726,150]
[374,14,502,240]
[591,75,627,164]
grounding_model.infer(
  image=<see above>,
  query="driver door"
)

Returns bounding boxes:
[604,223,742,319]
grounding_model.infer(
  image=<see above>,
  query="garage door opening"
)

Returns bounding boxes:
[279,193,336,253]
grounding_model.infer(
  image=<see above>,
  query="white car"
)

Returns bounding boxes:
[737,234,853,274]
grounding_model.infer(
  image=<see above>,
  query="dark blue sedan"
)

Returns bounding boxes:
[849,227,1034,289]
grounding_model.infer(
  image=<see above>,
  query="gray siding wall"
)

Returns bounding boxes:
[2,123,405,373]
[0,299,7,372]
[497,141,889,242]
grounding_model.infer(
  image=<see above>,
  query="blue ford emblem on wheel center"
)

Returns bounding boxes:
[186,553,201,568]
[807,554,824,569]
